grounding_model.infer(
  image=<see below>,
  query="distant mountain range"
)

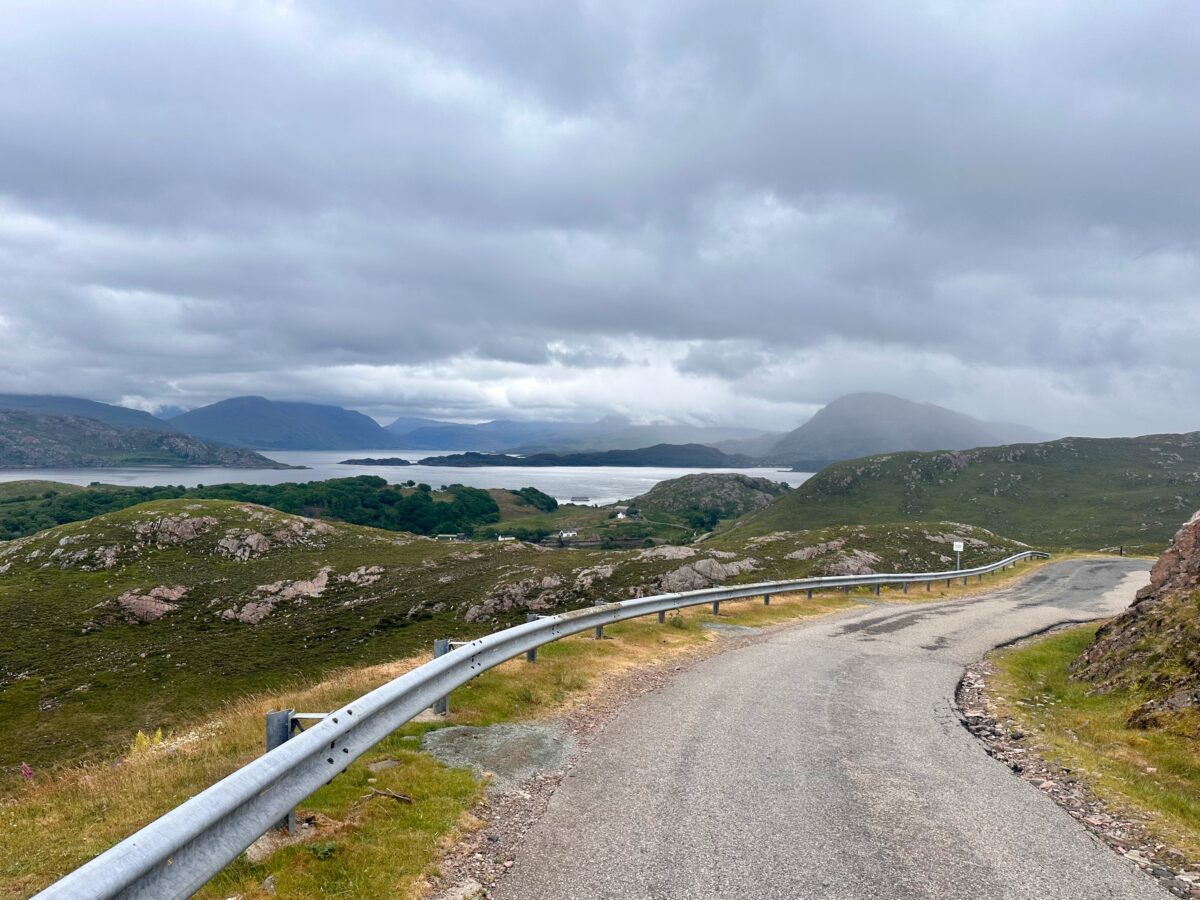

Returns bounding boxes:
[0,410,287,469]
[766,393,1054,468]
[169,396,403,450]
[0,391,1055,465]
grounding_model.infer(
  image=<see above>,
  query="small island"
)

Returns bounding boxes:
[339,457,413,466]
[416,443,755,468]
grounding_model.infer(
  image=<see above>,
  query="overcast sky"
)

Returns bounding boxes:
[0,1,1197,435]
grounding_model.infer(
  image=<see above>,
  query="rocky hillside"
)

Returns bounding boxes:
[0,410,287,468]
[171,396,402,450]
[0,393,176,432]
[0,501,1024,768]
[1074,511,1200,729]
[738,431,1200,549]
[634,473,790,526]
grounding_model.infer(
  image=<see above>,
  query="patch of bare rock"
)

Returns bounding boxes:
[117,585,188,622]
[658,556,758,592]
[959,654,1200,898]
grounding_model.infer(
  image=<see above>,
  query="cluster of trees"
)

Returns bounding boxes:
[0,485,187,539]
[509,486,558,512]
[0,477,501,540]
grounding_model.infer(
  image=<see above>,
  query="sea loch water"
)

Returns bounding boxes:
[0,450,813,507]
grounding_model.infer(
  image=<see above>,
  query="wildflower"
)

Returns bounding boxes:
[19,762,33,782]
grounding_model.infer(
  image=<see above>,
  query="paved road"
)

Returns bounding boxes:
[498,559,1166,900]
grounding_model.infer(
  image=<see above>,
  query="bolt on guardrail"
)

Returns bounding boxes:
[36,549,1048,900]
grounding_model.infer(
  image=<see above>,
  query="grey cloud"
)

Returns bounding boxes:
[0,1,1197,434]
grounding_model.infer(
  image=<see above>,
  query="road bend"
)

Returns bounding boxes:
[497,558,1164,900]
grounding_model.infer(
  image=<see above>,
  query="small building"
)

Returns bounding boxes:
[559,529,579,539]
[615,512,627,520]
[497,535,516,542]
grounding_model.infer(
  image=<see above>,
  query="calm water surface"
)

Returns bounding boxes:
[0,450,812,506]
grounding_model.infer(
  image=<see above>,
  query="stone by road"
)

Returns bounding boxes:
[497,558,1167,899]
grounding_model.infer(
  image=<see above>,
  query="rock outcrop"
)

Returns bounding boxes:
[1073,511,1200,727]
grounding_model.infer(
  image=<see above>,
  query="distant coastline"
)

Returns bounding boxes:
[413,444,756,468]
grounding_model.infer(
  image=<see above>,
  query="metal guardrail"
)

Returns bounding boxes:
[36,550,1049,899]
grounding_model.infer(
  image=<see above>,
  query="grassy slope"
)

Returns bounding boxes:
[0,500,1027,771]
[0,481,83,501]
[992,625,1200,859]
[736,432,1200,550]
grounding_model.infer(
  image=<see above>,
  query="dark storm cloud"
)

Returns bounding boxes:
[0,0,1197,433]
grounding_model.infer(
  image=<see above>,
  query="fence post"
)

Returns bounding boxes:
[265,709,296,834]
[525,614,538,662]
[433,639,451,714]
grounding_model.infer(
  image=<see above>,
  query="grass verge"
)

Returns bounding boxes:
[990,624,1200,860]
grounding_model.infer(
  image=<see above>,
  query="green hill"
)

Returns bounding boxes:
[634,473,790,530]
[0,410,286,469]
[737,432,1200,549]
[0,501,1025,769]
[171,396,402,450]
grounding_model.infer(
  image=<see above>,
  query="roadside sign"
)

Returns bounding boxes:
[952,541,964,553]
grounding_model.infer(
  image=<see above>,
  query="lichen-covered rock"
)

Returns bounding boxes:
[465,575,568,622]
[118,585,187,622]
[133,515,219,547]
[216,531,273,561]
[659,557,758,592]
[221,567,333,624]
[338,565,384,586]
[638,545,696,561]
[786,539,845,561]
[573,564,615,591]
[821,549,882,576]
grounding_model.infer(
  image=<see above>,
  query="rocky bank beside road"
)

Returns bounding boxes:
[1074,510,1200,727]
[960,650,1200,898]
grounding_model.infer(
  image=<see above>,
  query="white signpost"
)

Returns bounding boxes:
[953,540,964,570]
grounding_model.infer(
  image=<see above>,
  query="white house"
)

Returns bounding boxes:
[559,529,578,539]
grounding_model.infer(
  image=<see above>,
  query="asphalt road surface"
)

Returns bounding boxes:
[498,558,1166,900]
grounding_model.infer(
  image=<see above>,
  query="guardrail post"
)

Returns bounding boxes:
[525,614,538,662]
[265,709,297,834]
[763,593,770,606]
[961,576,968,585]
[873,583,881,596]
[926,580,932,592]
[806,588,813,599]
[432,639,451,714]
[902,582,909,594]
[657,609,666,623]
[712,599,721,615]
[594,601,605,639]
